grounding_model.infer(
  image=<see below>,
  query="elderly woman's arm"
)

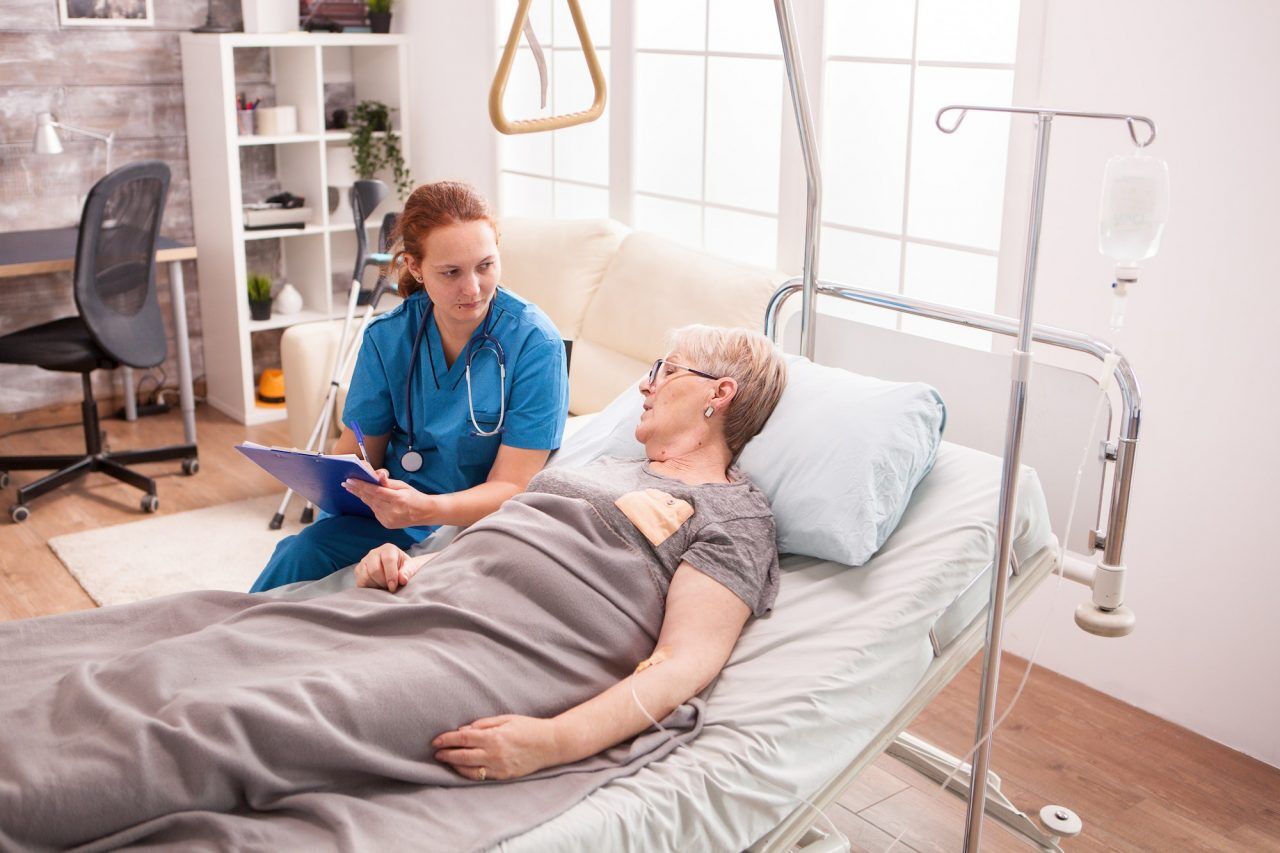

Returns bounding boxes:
[432,564,750,780]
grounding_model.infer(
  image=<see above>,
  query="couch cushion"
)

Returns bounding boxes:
[568,338,649,415]
[577,231,785,390]
[497,217,627,340]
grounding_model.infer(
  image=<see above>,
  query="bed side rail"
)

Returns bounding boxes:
[764,277,1141,577]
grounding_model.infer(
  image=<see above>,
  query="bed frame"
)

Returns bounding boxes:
[752,279,1143,852]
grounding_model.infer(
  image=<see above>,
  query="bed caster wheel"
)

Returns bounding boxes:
[0,471,9,490]
[269,512,285,530]
[10,504,29,523]
[141,494,160,514]
[300,506,315,524]
[1039,805,1083,839]
[181,457,200,476]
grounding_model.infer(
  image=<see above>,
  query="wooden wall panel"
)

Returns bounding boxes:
[0,0,58,29]
[0,84,188,144]
[0,31,185,87]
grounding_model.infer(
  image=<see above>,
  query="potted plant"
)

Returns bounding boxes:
[247,273,273,321]
[367,0,393,34]
[350,99,413,198]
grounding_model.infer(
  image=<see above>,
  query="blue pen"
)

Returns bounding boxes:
[350,420,371,463]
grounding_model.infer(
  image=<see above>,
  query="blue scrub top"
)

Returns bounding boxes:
[341,286,569,540]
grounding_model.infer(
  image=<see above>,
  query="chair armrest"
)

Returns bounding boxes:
[280,319,353,450]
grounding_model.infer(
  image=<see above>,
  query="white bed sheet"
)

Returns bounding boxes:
[498,440,1056,852]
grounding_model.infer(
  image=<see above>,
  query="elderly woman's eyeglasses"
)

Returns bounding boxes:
[645,358,718,388]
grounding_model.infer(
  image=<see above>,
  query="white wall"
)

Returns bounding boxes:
[1000,0,1280,767]
[397,1,499,200]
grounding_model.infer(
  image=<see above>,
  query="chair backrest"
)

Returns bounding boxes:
[73,160,170,369]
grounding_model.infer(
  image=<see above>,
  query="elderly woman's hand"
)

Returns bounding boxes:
[343,470,440,529]
[354,544,435,592]
[431,715,562,781]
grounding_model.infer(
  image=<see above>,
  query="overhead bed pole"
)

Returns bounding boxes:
[773,0,820,361]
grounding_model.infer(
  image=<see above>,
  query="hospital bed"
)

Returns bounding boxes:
[494,279,1141,852]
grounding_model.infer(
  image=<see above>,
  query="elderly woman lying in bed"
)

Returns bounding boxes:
[0,325,786,849]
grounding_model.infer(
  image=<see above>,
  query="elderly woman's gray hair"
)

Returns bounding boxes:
[667,325,788,457]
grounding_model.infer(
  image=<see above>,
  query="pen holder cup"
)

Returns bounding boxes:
[237,109,255,136]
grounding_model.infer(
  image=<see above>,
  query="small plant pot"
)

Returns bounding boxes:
[369,11,392,33]
[249,299,273,321]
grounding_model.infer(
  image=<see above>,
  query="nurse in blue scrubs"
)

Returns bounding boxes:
[250,181,568,591]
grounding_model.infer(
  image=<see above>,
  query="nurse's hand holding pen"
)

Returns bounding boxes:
[336,417,550,531]
[343,471,441,530]
[341,419,441,529]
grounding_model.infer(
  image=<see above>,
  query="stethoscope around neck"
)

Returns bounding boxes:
[400,297,506,473]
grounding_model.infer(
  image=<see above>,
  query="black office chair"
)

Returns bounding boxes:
[0,161,198,523]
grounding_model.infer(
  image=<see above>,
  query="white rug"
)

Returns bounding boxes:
[48,494,304,607]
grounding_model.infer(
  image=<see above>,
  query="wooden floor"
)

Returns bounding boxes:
[2,406,1278,851]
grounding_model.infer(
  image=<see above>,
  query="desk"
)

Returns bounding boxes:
[0,228,199,445]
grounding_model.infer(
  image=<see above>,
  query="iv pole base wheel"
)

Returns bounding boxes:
[1074,602,1136,637]
[1038,805,1083,839]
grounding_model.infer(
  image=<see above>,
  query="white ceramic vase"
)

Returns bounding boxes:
[275,283,304,315]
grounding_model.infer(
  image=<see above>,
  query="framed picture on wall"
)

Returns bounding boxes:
[58,0,155,27]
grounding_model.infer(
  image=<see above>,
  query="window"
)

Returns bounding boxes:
[494,0,1025,348]
[821,0,1020,348]
[631,0,784,269]
[496,0,611,219]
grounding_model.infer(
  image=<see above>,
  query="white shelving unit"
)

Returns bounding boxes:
[180,33,409,425]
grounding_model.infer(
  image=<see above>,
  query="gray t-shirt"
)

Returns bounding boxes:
[527,456,780,616]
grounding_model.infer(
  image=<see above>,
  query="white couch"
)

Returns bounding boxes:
[280,217,790,449]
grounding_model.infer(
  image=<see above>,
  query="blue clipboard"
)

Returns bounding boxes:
[235,442,380,518]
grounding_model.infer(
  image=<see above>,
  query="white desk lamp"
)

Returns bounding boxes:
[33,112,114,175]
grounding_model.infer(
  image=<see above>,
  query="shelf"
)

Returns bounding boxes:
[238,133,321,146]
[323,130,393,142]
[184,32,409,48]
[330,294,402,320]
[246,404,289,425]
[181,31,409,426]
[326,220,384,233]
[243,225,326,241]
[247,309,330,333]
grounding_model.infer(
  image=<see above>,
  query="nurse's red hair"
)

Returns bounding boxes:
[390,181,498,299]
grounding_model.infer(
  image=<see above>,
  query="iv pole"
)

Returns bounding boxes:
[935,105,1157,853]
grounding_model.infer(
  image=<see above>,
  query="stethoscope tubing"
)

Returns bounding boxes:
[403,297,507,467]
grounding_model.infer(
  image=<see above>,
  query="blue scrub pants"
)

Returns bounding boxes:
[250,515,420,592]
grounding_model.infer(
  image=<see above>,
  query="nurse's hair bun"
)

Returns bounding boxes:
[391,181,499,299]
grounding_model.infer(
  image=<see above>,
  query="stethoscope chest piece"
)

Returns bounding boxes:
[400,449,424,473]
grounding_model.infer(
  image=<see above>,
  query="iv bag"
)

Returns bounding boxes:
[1099,152,1170,265]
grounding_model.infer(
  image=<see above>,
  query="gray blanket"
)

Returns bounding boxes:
[0,493,702,851]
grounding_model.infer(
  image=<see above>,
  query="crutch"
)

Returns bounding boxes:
[268,180,398,529]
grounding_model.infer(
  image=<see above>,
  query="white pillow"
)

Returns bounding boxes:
[550,355,946,565]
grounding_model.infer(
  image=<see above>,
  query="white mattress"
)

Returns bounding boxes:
[498,441,1055,852]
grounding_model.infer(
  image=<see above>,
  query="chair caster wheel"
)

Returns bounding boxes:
[141,494,160,513]
[0,472,9,490]
[10,504,30,523]
[181,457,200,476]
